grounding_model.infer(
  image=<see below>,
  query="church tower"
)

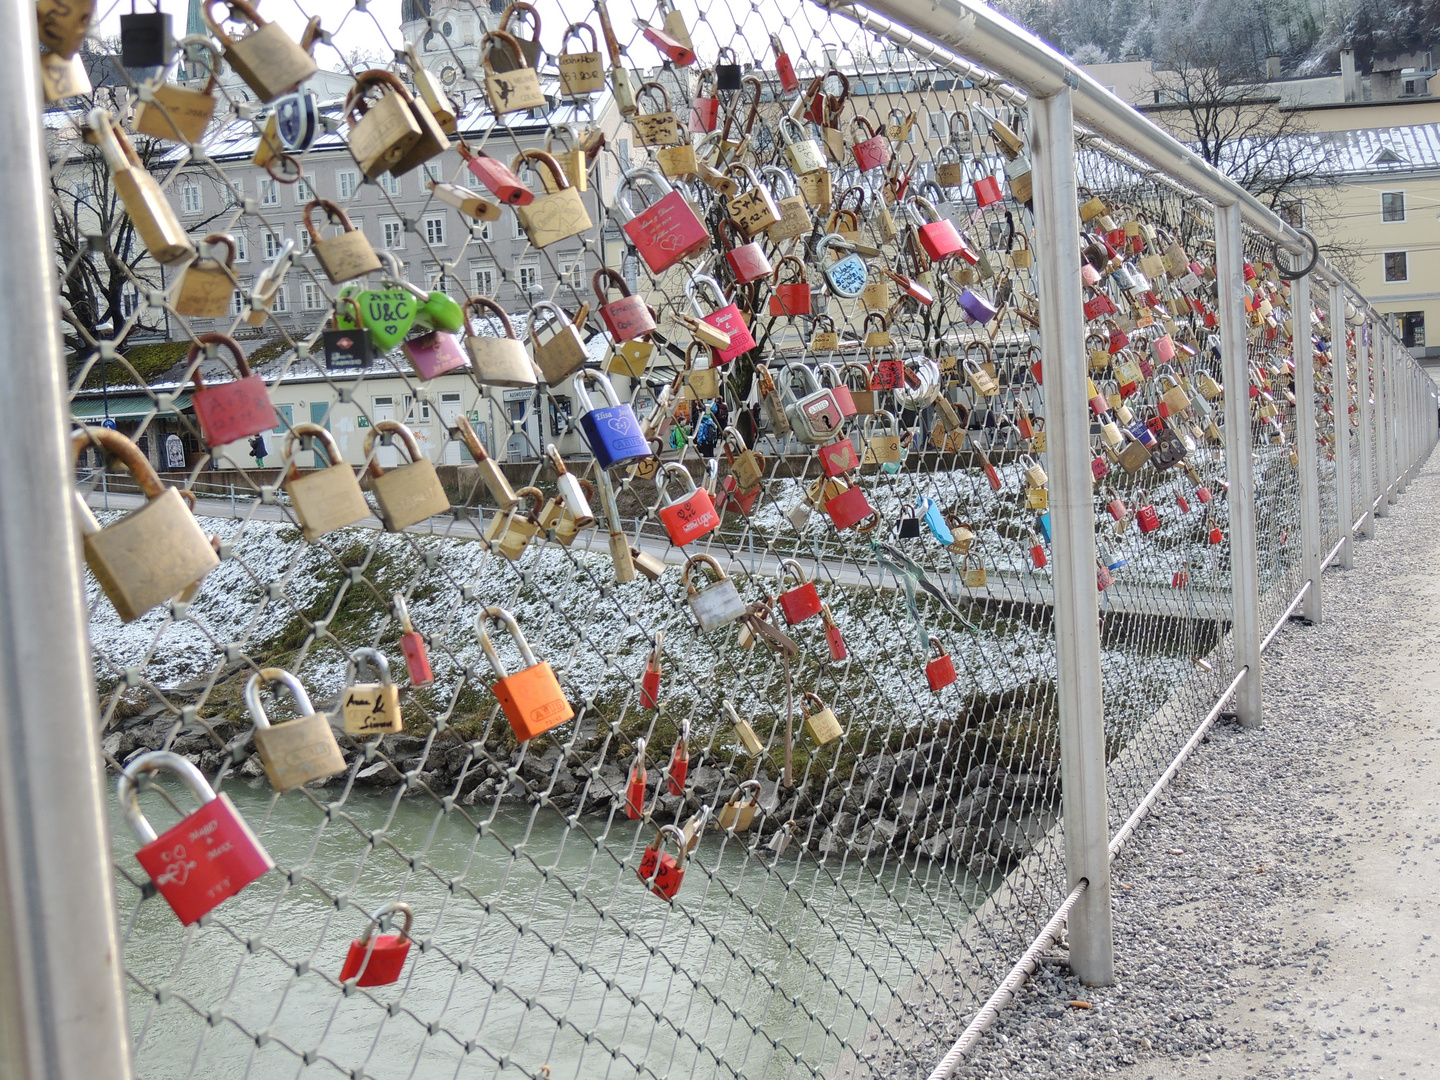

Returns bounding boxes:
[401,0,495,93]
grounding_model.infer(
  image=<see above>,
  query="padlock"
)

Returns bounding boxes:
[457,142,534,206]
[461,295,536,388]
[592,268,655,345]
[483,30,546,114]
[785,364,846,445]
[618,168,709,274]
[41,49,92,103]
[721,219,772,286]
[722,426,766,491]
[768,255,812,317]
[753,364,791,438]
[962,556,987,589]
[403,329,468,381]
[72,428,218,622]
[174,233,239,318]
[801,693,843,746]
[281,424,370,541]
[852,116,891,172]
[861,269,893,313]
[822,477,875,532]
[624,737,648,818]
[894,505,922,539]
[778,116,825,178]
[118,752,273,925]
[926,636,958,691]
[818,232,870,299]
[632,80,683,146]
[511,149,593,249]
[686,274,755,366]
[655,462,719,546]
[426,179,501,223]
[527,300,587,387]
[37,0,93,59]
[726,164,782,236]
[1116,434,1150,475]
[322,297,374,372]
[818,431,860,477]
[245,668,347,793]
[639,633,662,710]
[666,718,690,795]
[685,553,747,632]
[132,34,219,143]
[964,357,1000,398]
[969,159,1003,207]
[1137,498,1161,534]
[341,647,403,736]
[683,345,719,400]
[364,421,449,532]
[1021,454,1048,489]
[718,780,763,831]
[88,109,192,265]
[1158,372,1191,417]
[1106,486,1128,521]
[490,1,543,69]
[815,604,846,661]
[304,199,381,284]
[638,16,696,65]
[776,559,823,625]
[557,20,605,96]
[189,332,279,451]
[483,487,545,560]
[574,370,651,469]
[343,70,423,179]
[637,825,688,901]
[863,410,903,464]
[339,902,414,987]
[478,606,574,741]
[203,0,315,103]
[1005,153,1034,205]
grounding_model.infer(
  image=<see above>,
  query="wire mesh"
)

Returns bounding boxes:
[44,1,1420,1077]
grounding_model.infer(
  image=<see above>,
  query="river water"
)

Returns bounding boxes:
[112,782,991,1080]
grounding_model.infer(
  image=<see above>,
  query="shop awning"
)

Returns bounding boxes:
[70,392,192,421]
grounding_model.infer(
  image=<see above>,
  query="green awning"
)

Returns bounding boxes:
[70,392,192,421]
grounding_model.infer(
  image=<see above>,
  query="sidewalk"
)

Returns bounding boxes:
[954,458,1440,1080]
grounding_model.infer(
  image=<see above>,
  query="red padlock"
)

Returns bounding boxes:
[969,160,1003,207]
[1083,290,1117,322]
[1209,524,1224,545]
[640,634,661,710]
[1030,537,1048,569]
[190,333,277,448]
[620,168,709,274]
[458,141,534,205]
[1092,453,1109,480]
[721,219,772,286]
[687,275,755,366]
[625,737,647,819]
[768,255,811,316]
[819,435,859,477]
[1137,501,1161,533]
[825,481,874,531]
[852,116,891,171]
[819,364,855,417]
[119,752,274,926]
[908,195,964,262]
[394,594,433,687]
[689,70,719,132]
[666,719,689,795]
[925,635,958,692]
[822,605,848,661]
[1176,493,1191,513]
[1106,488,1127,521]
[1088,379,1109,416]
[1196,484,1212,503]
[981,455,1003,492]
[638,20,695,64]
[655,462,720,546]
[339,902,414,987]
[771,34,799,94]
[595,268,656,342]
[1107,321,1129,353]
[717,474,760,516]
[777,558,823,625]
[1097,564,1114,590]
[1172,571,1189,588]
[637,824,687,900]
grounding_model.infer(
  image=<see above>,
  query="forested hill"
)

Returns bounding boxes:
[993,0,1440,77]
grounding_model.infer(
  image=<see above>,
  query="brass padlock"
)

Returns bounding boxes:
[606,340,654,378]
[512,149,593,249]
[724,701,765,755]
[405,42,457,133]
[726,164,781,236]
[683,344,719,400]
[483,30,546,114]
[454,414,518,512]
[1022,454,1048,489]
[1116,435,1150,475]
[810,317,839,353]
[463,295,537,387]
[132,35,219,143]
[632,80,682,146]
[545,124,590,191]
[863,410,903,464]
[245,669,346,793]
[717,779,762,831]
[88,108,193,266]
[342,648,403,736]
[41,49,92,102]
[38,0,93,59]
[962,556,987,588]
[762,166,811,242]
[173,233,239,318]
[801,693,843,746]
[493,1,544,70]
[365,420,450,532]
[72,427,218,623]
[798,168,833,209]
[529,300,588,386]
[779,116,826,176]
[343,70,423,179]
[203,0,316,104]
[283,424,371,541]
[484,488,545,560]
[558,21,605,95]
[304,199,381,284]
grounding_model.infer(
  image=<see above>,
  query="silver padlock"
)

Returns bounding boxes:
[546,445,595,528]
[684,553,747,632]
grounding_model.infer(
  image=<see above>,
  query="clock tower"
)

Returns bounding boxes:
[401,0,494,94]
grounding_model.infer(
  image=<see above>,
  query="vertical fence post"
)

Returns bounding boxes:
[1028,86,1113,987]
[1215,204,1262,727]
[1359,321,1376,537]
[1331,285,1353,568]
[0,10,135,1080]
[1376,331,1391,518]
[1293,272,1321,622]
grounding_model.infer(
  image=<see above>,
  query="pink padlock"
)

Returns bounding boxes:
[393,593,433,687]
[190,332,277,449]
[403,330,469,380]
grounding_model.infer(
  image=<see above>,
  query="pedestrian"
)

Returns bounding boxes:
[249,434,268,468]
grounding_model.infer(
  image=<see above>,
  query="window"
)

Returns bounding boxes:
[514,210,527,239]
[302,280,324,310]
[272,403,293,434]
[271,286,288,313]
[1382,191,1406,222]
[232,232,249,262]
[264,232,283,259]
[558,259,583,290]
[423,263,446,290]
[259,177,279,206]
[295,177,316,203]
[181,182,202,215]
[473,264,495,296]
[423,163,443,185]
[472,219,493,241]
[548,395,572,436]
[379,173,401,197]
[403,394,432,422]
[1384,251,1409,282]
[927,111,948,139]
[119,283,139,319]
[518,264,539,291]
[224,178,242,206]
[1401,312,1426,348]
[424,213,446,246]
[231,289,246,315]
[382,218,405,249]
[297,228,312,252]
[338,170,358,201]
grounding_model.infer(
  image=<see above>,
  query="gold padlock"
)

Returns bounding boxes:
[483,30,546,114]
[454,414,518,512]
[41,49,92,102]
[174,233,240,318]
[683,343,720,400]
[405,42,457,134]
[283,424,371,541]
[203,0,316,104]
[726,164,781,236]
[529,300,588,386]
[606,340,653,378]
[304,199,381,284]
[632,80,683,146]
[72,427,218,623]
[962,556,987,588]
[717,779,762,831]
[946,514,974,555]
[365,421,450,533]
[801,693,843,746]
[512,150,592,249]
[342,648,403,736]
[463,295,537,387]
[344,70,422,179]
[88,109,193,265]
[1022,454,1048,488]
[810,316,839,353]
[558,21,605,95]
[863,410,903,464]
[545,124,590,191]
[484,488,545,560]
[37,0,93,59]
[245,669,347,793]
[132,35,219,143]
[724,701,765,755]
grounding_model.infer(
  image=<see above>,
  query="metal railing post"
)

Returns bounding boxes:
[1331,285,1353,568]
[1028,86,1113,987]
[1358,321,1376,537]
[1215,204,1261,728]
[1376,332,1391,518]
[0,10,135,1080]
[1293,272,1321,622]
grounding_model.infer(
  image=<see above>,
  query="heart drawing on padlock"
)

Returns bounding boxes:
[342,287,418,351]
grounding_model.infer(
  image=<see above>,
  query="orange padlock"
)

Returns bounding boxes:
[478,606,573,742]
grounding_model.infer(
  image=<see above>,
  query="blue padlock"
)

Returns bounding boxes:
[921,497,953,544]
[818,233,869,299]
[573,371,653,470]
[1036,511,1051,544]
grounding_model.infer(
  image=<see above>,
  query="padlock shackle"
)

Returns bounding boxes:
[508,148,570,193]
[636,79,671,113]
[476,605,539,679]
[461,294,517,341]
[783,361,822,396]
[203,0,270,44]
[571,369,622,413]
[356,900,414,945]
[499,0,541,35]
[592,267,632,302]
[654,461,697,501]
[777,558,809,589]
[188,331,252,392]
[560,21,598,54]
[683,552,726,595]
[349,647,393,687]
[928,634,950,660]
[841,361,872,391]
[771,254,806,287]
[72,427,167,501]
[863,409,898,439]
[344,69,416,124]
[282,422,345,483]
[363,419,426,476]
[245,667,317,731]
[731,778,761,806]
[173,33,223,91]
[377,251,432,302]
[482,29,531,73]
[303,199,360,244]
[614,167,672,221]
[196,232,238,268]
[118,750,218,845]
[685,274,729,316]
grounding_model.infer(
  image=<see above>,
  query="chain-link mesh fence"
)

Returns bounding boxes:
[41,0,1418,1076]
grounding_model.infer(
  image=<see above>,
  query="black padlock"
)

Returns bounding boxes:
[119,7,172,69]
[324,300,375,371]
[896,506,922,539]
[715,47,742,92]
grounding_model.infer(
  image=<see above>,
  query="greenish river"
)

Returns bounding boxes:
[111,782,989,1080]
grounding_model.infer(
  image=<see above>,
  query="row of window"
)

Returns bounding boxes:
[180,164,456,216]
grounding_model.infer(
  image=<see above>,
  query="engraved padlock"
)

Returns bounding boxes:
[364,420,450,532]
[245,667,347,793]
[283,423,371,541]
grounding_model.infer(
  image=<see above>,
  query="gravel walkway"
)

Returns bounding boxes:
[931,456,1440,1080]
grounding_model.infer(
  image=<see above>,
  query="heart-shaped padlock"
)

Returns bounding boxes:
[339,286,418,352]
[415,291,465,334]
